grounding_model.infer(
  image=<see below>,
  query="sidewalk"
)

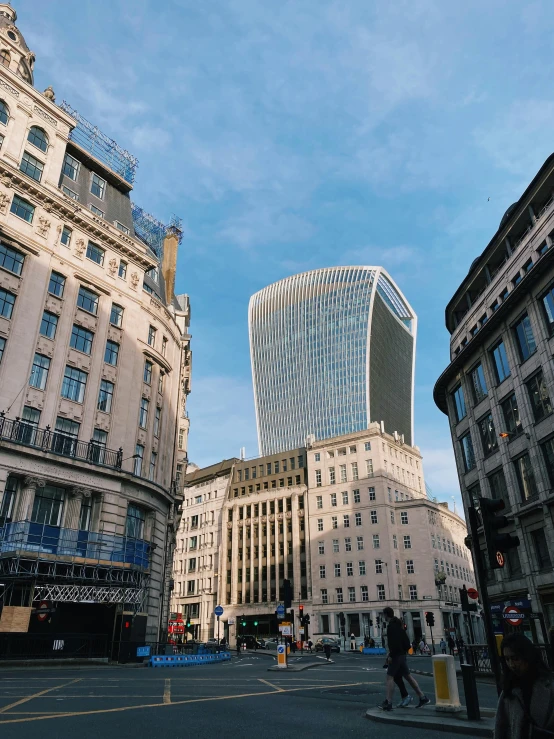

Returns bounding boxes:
[365,706,495,737]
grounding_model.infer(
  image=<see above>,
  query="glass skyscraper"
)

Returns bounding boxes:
[249,266,417,455]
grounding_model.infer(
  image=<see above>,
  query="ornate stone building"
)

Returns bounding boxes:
[0,4,190,644]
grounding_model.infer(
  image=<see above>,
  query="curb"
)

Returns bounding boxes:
[268,660,330,672]
[365,708,494,737]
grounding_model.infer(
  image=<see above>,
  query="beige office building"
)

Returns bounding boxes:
[307,426,481,645]
[0,4,190,645]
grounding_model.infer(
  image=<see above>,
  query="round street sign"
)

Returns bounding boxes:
[467,588,479,600]
[496,552,505,568]
[37,600,50,622]
[214,605,224,617]
[503,606,524,626]
[276,604,285,617]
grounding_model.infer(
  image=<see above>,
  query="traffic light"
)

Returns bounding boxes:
[299,604,304,625]
[425,611,435,627]
[186,618,191,629]
[241,616,247,627]
[304,614,310,625]
[253,620,258,627]
[479,497,520,570]
[283,579,293,608]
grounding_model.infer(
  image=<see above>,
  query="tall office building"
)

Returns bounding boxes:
[249,267,417,456]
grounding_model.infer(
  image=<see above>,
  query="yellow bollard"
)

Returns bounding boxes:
[432,655,462,712]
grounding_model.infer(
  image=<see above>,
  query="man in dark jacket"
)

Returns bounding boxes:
[378,607,430,711]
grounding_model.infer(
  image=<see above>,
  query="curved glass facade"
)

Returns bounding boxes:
[249,267,416,455]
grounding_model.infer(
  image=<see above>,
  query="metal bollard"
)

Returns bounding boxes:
[460,663,480,721]
[432,655,463,712]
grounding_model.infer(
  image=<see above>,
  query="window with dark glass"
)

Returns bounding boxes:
[90,173,106,199]
[0,336,5,363]
[531,528,551,569]
[506,546,522,577]
[541,438,554,486]
[526,372,552,422]
[48,271,65,297]
[460,433,476,472]
[512,272,522,287]
[118,260,127,279]
[97,379,114,413]
[90,428,107,465]
[154,406,161,437]
[29,353,50,390]
[61,365,87,403]
[143,360,153,384]
[60,226,72,246]
[63,153,79,180]
[501,287,509,302]
[514,454,539,501]
[90,204,104,218]
[77,286,99,315]
[541,284,554,336]
[20,151,43,182]
[469,363,487,404]
[86,241,104,265]
[452,384,466,422]
[0,100,7,125]
[27,126,48,152]
[0,475,17,525]
[0,243,24,276]
[478,413,498,456]
[53,417,80,456]
[70,324,93,354]
[110,304,123,327]
[488,468,509,507]
[0,287,15,319]
[104,340,119,366]
[10,194,34,223]
[31,485,64,526]
[126,503,145,538]
[513,314,537,361]
[491,340,510,383]
[139,397,149,428]
[501,393,523,436]
[133,444,144,476]
[148,325,156,347]
[39,310,58,339]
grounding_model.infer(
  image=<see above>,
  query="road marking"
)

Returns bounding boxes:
[0,681,363,724]
[0,679,81,714]
[257,679,284,692]
[163,679,171,704]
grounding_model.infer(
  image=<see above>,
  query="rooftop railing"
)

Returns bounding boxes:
[0,520,150,569]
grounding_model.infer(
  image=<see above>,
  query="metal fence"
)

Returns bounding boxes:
[0,633,109,661]
[112,640,227,663]
[0,520,150,568]
[462,643,554,674]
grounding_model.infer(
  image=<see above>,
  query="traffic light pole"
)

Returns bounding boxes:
[467,505,502,693]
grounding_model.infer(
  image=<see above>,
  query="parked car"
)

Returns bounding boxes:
[265,638,279,650]
[242,635,266,649]
[314,637,340,653]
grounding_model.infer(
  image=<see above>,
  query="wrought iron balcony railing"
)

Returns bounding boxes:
[0,413,123,469]
[0,520,150,569]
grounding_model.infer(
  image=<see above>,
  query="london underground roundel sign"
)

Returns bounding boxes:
[467,588,478,600]
[503,606,524,626]
[496,552,505,568]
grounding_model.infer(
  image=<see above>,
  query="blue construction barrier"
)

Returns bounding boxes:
[149,651,231,668]
[362,647,387,655]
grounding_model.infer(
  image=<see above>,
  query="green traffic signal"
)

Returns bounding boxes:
[242,621,247,626]
[254,621,258,626]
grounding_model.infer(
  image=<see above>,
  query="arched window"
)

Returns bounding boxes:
[0,100,8,126]
[0,50,10,68]
[27,126,48,152]
[17,61,30,83]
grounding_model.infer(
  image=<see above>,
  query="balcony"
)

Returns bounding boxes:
[0,413,123,469]
[0,520,150,569]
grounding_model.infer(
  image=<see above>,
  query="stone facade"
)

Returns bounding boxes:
[0,5,190,642]
[434,153,554,632]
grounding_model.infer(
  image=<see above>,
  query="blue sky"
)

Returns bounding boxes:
[19,0,554,510]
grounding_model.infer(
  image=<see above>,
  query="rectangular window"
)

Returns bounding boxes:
[317,519,323,532]
[110,304,123,327]
[148,325,156,347]
[541,285,554,335]
[90,427,107,464]
[452,384,467,422]
[63,153,80,180]
[470,363,488,403]
[133,444,144,476]
[97,379,114,413]
[48,271,65,297]
[149,451,157,481]
[118,260,128,279]
[60,225,72,246]
[331,516,338,529]
[526,372,552,422]
[53,417,80,456]
[91,173,106,199]
[346,562,353,576]
[375,559,383,574]
[351,462,358,480]
[62,185,79,200]
[31,485,64,526]
[406,560,415,574]
[0,243,24,276]
[390,511,395,524]
[342,491,348,505]
[353,489,360,503]
[334,563,341,577]
[513,314,537,361]
[501,393,523,436]
[332,539,339,553]
[460,432,476,471]
[343,514,350,528]
[318,542,325,555]
[370,510,378,524]
[344,537,352,552]
[478,413,498,456]
[104,340,119,366]
[329,467,335,484]
[531,528,551,570]
[90,204,105,216]
[369,487,376,501]
[115,221,130,235]
[339,464,347,482]
[315,469,322,486]
[373,534,380,549]
[403,535,412,549]
[366,459,374,476]
[401,511,409,525]
[39,310,58,339]
[541,438,554,486]
[361,585,368,602]
[355,512,362,526]
[154,406,161,437]
[70,324,94,354]
[162,336,168,356]
[29,353,50,390]
[0,335,4,363]
[409,585,418,601]
[77,286,99,315]
[20,151,43,182]
[336,588,343,604]
[364,441,371,451]
[139,397,149,428]
[314,452,320,462]
[330,492,337,507]
[125,503,145,539]
[143,360,153,384]
[86,241,104,265]
[61,365,87,403]
[321,588,328,604]
[357,536,364,550]
[348,586,356,602]
[358,560,367,577]
[488,468,509,507]
[514,454,538,501]
[377,584,385,601]
[491,340,510,384]
[10,194,34,223]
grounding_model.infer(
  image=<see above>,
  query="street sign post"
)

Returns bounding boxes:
[214,605,224,642]
[276,604,285,618]
[277,643,287,669]
[503,606,524,626]
[279,625,292,636]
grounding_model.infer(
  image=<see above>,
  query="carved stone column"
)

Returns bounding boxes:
[15,476,45,520]
[64,487,91,530]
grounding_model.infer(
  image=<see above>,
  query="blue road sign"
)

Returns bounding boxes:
[214,605,224,617]
[276,604,285,617]
[277,644,285,654]
[137,646,151,657]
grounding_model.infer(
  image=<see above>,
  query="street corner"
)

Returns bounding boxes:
[365,706,494,737]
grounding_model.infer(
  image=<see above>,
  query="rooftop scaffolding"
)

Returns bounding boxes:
[131,204,183,261]
[60,101,138,185]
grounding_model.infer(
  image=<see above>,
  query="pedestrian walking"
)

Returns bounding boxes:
[324,643,332,661]
[378,607,430,712]
[307,639,313,653]
[494,633,554,739]
[350,633,356,651]
[447,636,455,656]
[419,639,425,655]
[439,638,447,655]
[236,636,241,655]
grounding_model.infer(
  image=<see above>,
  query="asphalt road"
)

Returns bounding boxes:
[0,652,499,739]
